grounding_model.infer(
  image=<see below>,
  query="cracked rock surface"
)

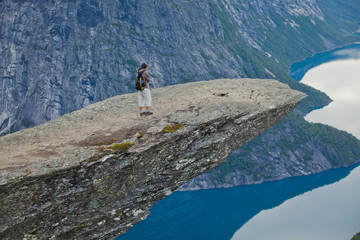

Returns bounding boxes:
[0,78,305,239]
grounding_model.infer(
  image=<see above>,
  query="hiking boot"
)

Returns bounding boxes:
[144,111,153,115]
[140,112,145,116]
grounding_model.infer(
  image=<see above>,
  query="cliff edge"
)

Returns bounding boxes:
[0,79,306,239]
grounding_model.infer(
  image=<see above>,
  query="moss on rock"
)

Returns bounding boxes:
[162,123,182,133]
[107,142,133,152]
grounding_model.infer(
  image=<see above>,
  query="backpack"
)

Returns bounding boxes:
[135,71,146,90]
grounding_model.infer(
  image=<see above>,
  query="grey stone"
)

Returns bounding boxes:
[0,79,305,239]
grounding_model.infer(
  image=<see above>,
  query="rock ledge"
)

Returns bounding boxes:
[0,78,305,239]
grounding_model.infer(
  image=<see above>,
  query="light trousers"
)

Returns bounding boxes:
[138,88,151,107]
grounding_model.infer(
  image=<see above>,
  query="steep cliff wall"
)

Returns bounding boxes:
[1,0,358,134]
[0,79,305,239]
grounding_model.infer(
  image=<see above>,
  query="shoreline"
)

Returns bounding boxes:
[289,42,360,73]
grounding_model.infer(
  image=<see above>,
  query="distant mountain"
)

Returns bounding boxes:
[1,0,360,187]
[181,112,360,190]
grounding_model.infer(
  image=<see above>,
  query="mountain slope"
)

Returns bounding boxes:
[1,0,360,189]
[1,0,359,134]
[181,112,360,190]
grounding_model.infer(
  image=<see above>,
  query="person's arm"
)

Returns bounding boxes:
[144,71,151,83]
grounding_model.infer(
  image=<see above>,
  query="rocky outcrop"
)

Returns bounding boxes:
[1,0,358,135]
[0,79,305,239]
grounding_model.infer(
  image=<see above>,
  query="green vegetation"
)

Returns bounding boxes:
[21,119,33,128]
[200,50,210,61]
[207,111,360,185]
[136,133,144,139]
[274,112,360,166]
[107,142,133,152]
[205,137,264,184]
[162,123,182,133]
[351,232,360,240]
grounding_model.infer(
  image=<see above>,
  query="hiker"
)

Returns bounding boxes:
[137,62,153,116]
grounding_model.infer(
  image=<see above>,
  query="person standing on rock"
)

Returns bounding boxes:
[137,62,153,116]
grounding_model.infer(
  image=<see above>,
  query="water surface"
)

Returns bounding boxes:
[231,44,360,240]
[119,164,359,240]
[231,165,360,240]
[301,59,360,138]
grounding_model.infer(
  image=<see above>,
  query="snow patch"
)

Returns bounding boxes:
[267,16,276,28]
[284,19,300,29]
[290,20,300,29]
[264,68,276,78]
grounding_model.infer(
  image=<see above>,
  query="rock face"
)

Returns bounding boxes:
[1,0,359,193]
[0,79,305,239]
[1,0,358,135]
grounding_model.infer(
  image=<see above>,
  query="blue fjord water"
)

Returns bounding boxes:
[119,164,360,240]
[118,45,360,240]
